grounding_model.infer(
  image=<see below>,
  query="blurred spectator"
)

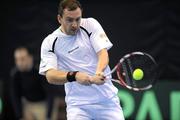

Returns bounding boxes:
[9,47,50,120]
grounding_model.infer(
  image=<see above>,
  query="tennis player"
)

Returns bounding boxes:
[39,0,124,119]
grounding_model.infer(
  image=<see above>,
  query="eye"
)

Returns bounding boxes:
[76,18,80,22]
[66,18,73,23]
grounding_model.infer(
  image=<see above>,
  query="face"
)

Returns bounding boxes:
[14,49,33,72]
[58,7,82,35]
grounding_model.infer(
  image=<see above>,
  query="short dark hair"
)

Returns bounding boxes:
[14,46,33,56]
[58,0,82,16]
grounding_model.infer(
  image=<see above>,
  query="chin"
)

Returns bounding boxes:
[70,31,77,35]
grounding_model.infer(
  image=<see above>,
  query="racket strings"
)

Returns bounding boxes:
[120,54,157,89]
[121,61,132,86]
[126,58,137,87]
[130,55,156,87]
[116,62,149,91]
[110,52,157,91]
[116,64,126,86]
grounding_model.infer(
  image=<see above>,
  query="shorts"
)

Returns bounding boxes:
[66,96,125,120]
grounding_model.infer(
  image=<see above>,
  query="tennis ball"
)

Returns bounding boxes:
[132,68,144,80]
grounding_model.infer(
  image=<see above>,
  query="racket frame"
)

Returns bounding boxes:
[105,52,157,91]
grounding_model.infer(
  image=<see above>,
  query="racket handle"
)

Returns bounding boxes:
[105,64,119,76]
[104,72,112,76]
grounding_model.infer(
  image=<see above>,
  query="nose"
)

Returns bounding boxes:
[72,21,78,28]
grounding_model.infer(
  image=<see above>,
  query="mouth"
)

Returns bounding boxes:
[71,28,77,32]
[70,28,78,34]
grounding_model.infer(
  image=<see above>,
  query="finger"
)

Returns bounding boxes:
[97,81,105,85]
[100,72,105,76]
[83,82,91,86]
[98,78,105,83]
[84,83,91,86]
[96,72,104,76]
[86,79,92,85]
[89,76,94,84]
[101,78,105,81]
[99,75,106,80]
[100,76,105,80]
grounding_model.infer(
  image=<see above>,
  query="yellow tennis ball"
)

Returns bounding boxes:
[132,68,144,80]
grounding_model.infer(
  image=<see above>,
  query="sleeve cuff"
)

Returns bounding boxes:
[39,65,57,75]
[95,43,113,53]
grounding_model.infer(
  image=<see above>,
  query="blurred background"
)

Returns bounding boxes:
[0,0,180,120]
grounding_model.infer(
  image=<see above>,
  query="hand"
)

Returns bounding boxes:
[75,72,91,85]
[90,73,105,85]
[95,71,104,76]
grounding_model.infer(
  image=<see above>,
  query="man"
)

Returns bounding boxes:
[39,0,124,119]
[10,47,49,120]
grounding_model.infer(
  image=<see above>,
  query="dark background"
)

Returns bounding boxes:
[0,0,180,119]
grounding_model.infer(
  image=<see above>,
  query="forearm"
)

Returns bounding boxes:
[96,49,109,74]
[45,69,68,85]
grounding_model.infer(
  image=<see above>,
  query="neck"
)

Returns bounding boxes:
[60,26,65,33]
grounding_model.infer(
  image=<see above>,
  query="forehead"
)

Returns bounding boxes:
[15,50,28,58]
[63,7,82,18]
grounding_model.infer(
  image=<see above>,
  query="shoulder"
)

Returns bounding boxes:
[81,18,100,28]
[41,30,59,49]
[81,17,99,25]
[80,18,102,33]
[80,18,100,35]
[10,67,19,78]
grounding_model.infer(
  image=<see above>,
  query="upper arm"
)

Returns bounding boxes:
[87,18,113,53]
[97,48,108,56]
[39,36,58,75]
[97,48,109,61]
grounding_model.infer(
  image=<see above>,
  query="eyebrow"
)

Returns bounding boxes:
[66,17,81,20]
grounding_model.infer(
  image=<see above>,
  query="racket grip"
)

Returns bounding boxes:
[105,64,119,76]
[104,72,111,76]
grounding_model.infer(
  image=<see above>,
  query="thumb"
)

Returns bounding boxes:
[96,72,104,76]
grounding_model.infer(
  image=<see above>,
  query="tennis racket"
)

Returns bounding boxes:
[105,52,158,91]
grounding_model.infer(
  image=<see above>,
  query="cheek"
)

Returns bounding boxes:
[16,60,23,67]
[17,58,27,66]
[78,21,81,25]
[65,24,72,30]
[62,21,68,27]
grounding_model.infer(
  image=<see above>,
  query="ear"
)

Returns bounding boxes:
[57,14,62,24]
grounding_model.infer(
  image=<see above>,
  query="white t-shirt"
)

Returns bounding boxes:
[39,18,118,105]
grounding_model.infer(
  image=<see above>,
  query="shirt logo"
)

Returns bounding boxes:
[68,46,79,53]
[100,33,109,42]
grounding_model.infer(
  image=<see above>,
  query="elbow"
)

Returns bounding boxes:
[45,70,56,85]
[45,72,54,84]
